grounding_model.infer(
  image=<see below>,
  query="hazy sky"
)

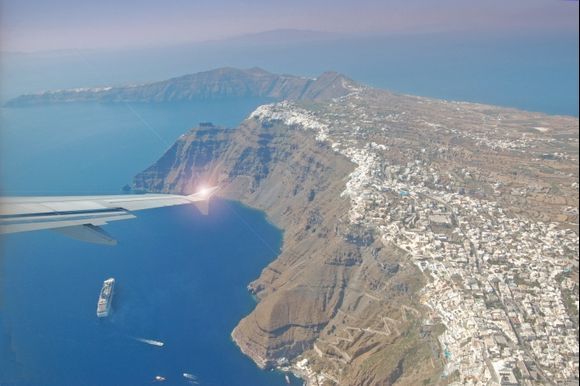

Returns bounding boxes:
[1,0,578,52]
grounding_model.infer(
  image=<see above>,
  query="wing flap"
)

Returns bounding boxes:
[54,224,118,246]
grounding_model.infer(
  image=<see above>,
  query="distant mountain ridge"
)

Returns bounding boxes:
[219,29,340,44]
[6,67,361,106]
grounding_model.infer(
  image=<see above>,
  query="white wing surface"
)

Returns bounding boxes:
[0,187,218,245]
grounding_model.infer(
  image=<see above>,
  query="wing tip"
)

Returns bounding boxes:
[186,186,219,201]
[186,186,219,215]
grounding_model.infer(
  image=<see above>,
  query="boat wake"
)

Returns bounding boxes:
[133,337,165,347]
[183,373,199,384]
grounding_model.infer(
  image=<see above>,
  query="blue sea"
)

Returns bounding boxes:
[0,100,271,195]
[1,201,301,386]
[1,32,578,385]
[0,101,299,386]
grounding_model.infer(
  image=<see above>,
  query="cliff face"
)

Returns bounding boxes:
[6,68,358,106]
[133,118,444,386]
[135,118,354,357]
[132,74,578,385]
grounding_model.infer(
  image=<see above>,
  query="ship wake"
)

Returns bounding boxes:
[133,337,165,347]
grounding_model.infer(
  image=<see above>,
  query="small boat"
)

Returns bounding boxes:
[96,278,115,318]
[154,375,166,382]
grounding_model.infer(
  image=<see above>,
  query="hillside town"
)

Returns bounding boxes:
[251,92,579,385]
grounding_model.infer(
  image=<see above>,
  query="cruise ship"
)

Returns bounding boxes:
[96,278,115,317]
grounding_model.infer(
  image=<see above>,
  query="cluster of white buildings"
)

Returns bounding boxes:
[252,95,579,385]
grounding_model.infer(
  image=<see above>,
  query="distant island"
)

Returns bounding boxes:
[5,67,358,106]
[10,68,580,385]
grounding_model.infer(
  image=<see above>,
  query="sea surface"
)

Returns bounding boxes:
[0,100,299,386]
[1,33,578,385]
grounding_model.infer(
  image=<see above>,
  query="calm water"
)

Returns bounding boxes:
[1,32,577,385]
[0,101,299,386]
[2,201,300,386]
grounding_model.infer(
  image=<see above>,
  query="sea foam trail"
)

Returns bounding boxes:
[133,337,164,347]
[183,373,199,384]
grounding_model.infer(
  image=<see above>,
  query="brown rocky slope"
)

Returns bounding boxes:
[132,71,578,385]
[133,120,444,385]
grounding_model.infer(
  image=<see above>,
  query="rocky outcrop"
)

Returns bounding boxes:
[6,67,359,106]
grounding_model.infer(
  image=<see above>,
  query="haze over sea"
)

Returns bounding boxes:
[2,32,578,116]
[1,32,578,385]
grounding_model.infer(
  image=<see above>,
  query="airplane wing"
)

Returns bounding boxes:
[0,187,218,245]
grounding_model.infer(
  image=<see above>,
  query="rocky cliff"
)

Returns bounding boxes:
[6,67,358,106]
[132,73,579,385]
[133,123,445,385]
